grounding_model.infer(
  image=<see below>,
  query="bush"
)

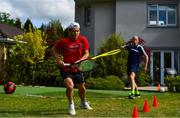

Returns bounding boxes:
[91,34,128,79]
[85,75,125,90]
[105,75,125,90]
[165,76,175,91]
[174,76,180,92]
[34,57,62,86]
[165,76,180,92]
[136,66,151,86]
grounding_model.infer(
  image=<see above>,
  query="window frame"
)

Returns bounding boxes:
[84,6,91,27]
[147,3,178,27]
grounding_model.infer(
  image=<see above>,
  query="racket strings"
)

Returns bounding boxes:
[91,49,121,60]
[78,60,95,72]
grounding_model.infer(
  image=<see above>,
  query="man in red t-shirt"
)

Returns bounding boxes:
[51,22,92,115]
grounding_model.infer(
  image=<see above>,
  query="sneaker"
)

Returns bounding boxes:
[79,101,93,110]
[129,93,135,99]
[135,93,141,98]
[68,104,76,115]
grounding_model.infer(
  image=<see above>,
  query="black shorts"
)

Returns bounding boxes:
[127,64,139,75]
[60,70,84,84]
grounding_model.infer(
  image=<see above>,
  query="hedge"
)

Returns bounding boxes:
[85,75,125,90]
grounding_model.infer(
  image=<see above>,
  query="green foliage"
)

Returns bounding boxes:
[44,19,64,58]
[175,76,180,92]
[34,57,62,86]
[23,18,34,32]
[85,75,125,90]
[0,12,10,23]
[46,19,64,40]
[39,23,46,32]
[91,34,128,79]
[12,29,47,64]
[0,12,15,25]
[15,18,22,28]
[136,66,152,86]
[165,76,180,92]
[6,29,47,84]
[63,28,69,38]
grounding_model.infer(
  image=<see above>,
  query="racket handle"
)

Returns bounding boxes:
[74,60,82,64]
[64,63,71,66]
[90,57,96,60]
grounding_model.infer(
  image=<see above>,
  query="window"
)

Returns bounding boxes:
[84,6,91,26]
[148,4,177,27]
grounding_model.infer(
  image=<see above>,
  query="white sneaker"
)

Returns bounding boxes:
[68,103,76,115]
[79,101,93,110]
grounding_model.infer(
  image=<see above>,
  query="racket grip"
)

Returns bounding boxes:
[74,60,82,64]
[64,63,71,66]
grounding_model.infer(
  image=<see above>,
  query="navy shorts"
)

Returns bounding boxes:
[127,64,139,75]
[60,71,84,84]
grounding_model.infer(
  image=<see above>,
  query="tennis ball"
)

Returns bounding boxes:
[4,82,16,94]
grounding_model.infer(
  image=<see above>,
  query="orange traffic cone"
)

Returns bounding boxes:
[157,84,160,91]
[132,106,139,118]
[143,100,150,112]
[153,95,158,107]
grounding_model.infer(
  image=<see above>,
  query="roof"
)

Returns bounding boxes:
[0,23,23,39]
[0,23,23,44]
[75,0,115,4]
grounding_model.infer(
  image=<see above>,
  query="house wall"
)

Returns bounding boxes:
[75,1,115,54]
[75,3,95,54]
[75,0,180,52]
[94,2,115,54]
[115,0,180,49]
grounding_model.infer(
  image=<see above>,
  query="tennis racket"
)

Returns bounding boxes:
[64,49,121,72]
[91,49,121,60]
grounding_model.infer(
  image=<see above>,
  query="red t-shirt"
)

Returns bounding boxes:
[55,35,89,72]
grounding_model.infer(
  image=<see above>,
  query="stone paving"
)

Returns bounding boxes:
[124,86,168,92]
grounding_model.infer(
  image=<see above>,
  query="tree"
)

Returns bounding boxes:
[46,19,63,41]
[15,18,22,28]
[44,19,64,58]
[91,34,128,80]
[39,23,46,32]
[63,27,69,38]
[0,12,10,23]
[23,18,34,32]
[9,28,47,84]
[0,12,15,25]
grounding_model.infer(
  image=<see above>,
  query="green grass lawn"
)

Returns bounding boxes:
[0,85,180,117]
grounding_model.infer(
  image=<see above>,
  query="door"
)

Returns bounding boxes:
[151,51,175,85]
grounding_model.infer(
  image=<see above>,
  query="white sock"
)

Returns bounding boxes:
[70,100,74,104]
[69,101,74,109]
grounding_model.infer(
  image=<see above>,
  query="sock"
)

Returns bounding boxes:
[69,101,74,109]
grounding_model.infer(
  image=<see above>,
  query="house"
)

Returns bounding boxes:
[74,0,180,85]
[0,23,23,82]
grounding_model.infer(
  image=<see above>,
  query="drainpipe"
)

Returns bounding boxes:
[160,51,164,85]
[150,51,154,85]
